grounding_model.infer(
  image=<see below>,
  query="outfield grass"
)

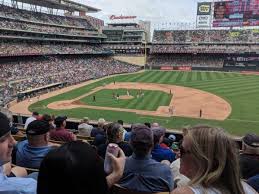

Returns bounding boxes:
[29,71,259,136]
[80,89,171,111]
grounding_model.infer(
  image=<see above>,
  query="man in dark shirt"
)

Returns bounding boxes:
[240,133,259,179]
[119,124,173,193]
[97,122,132,158]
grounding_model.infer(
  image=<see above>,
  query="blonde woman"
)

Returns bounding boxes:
[172,125,257,194]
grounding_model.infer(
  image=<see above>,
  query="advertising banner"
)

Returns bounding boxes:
[196,2,212,28]
[213,0,259,27]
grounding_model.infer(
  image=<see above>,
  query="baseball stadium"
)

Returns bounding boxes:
[0,0,259,193]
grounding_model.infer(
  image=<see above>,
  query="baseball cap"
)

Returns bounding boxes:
[171,143,179,150]
[243,134,259,148]
[168,134,176,142]
[0,112,11,137]
[54,116,67,126]
[131,124,153,145]
[26,120,50,136]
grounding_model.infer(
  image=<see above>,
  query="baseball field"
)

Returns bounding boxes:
[24,70,259,136]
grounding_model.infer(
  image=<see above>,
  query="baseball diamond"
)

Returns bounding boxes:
[9,70,259,136]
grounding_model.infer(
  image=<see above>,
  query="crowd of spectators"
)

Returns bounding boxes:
[0,42,107,56]
[148,55,224,68]
[0,4,101,37]
[153,29,259,43]
[0,110,258,193]
[0,56,140,105]
[151,44,259,54]
[0,18,93,37]
[0,4,94,29]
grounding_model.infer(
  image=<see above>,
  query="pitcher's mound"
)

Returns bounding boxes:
[119,95,134,100]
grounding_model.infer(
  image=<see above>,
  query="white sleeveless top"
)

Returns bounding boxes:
[189,182,257,194]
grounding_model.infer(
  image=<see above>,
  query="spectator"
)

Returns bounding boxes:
[240,133,259,179]
[144,122,151,128]
[24,112,39,129]
[15,120,56,169]
[98,123,132,158]
[37,141,125,194]
[151,122,159,128]
[119,124,174,193]
[151,127,176,163]
[91,118,106,137]
[41,114,56,130]
[117,119,127,141]
[50,116,76,142]
[0,112,37,194]
[77,117,93,136]
[170,158,190,188]
[172,125,257,194]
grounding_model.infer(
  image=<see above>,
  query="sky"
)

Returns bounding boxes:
[74,0,214,28]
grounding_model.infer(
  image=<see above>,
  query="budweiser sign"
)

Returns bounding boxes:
[109,15,137,20]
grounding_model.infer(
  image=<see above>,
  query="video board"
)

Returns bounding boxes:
[213,0,259,27]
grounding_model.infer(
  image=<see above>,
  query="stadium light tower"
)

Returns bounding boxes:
[144,31,148,70]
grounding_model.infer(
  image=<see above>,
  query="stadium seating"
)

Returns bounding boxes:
[12,134,26,142]
[148,54,224,68]
[153,29,259,43]
[0,4,94,29]
[0,56,140,106]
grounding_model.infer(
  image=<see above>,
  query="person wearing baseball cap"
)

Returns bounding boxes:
[0,112,37,194]
[50,116,76,142]
[151,127,176,163]
[15,120,56,169]
[240,133,259,180]
[119,124,174,193]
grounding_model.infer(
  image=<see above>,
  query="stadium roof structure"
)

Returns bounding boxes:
[13,0,100,12]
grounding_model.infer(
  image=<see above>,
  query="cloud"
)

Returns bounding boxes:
[74,0,214,27]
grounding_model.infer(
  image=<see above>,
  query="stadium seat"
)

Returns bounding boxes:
[49,139,66,145]
[112,184,170,194]
[76,135,95,141]
[12,134,26,142]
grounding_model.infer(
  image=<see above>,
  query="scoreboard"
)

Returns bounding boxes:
[213,0,259,27]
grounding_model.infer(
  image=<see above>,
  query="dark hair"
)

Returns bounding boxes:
[37,141,108,194]
[42,114,52,122]
[117,120,123,125]
[162,137,172,147]
[130,124,153,158]
[144,122,151,128]
[107,122,122,143]
[32,112,39,116]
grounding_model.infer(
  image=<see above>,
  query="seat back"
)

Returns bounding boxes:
[77,135,94,144]
[49,139,66,145]
[112,184,170,194]
[12,134,26,142]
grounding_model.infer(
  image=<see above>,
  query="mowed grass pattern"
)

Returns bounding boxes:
[30,71,259,135]
[80,89,171,111]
